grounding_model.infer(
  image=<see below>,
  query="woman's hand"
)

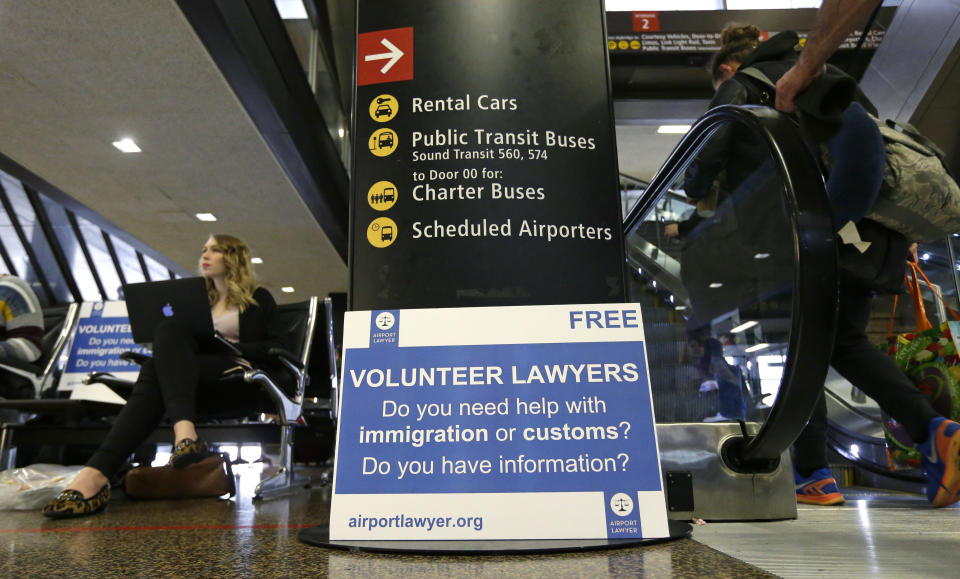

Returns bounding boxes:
[664,223,680,239]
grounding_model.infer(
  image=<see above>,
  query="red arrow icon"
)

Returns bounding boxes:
[358,27,414,86]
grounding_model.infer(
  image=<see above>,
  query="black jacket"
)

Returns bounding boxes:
[234,286,286,363]
[684,31,873,202]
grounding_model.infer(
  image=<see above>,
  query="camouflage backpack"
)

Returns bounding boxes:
[866,118,960,242]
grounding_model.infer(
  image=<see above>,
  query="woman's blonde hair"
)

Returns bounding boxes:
[204,233,258,312]
[710,24,762,85]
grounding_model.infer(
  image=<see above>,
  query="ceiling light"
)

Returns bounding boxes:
[251,257,263,264]
[195,213,217,222]
[922,253,930,261]
[338,128,345,138]
[731,320,759,333]
[657,125,691,134]
[745,343,769,353]
[112,138,141,153]
[709,282,723,288]
[754,253,770,259]
[281,286,295,293]
[675,305,687,311]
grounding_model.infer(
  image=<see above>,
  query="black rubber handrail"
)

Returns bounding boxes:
[623,105,838,467]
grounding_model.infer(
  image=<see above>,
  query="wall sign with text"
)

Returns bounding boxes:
[351,0,626,310]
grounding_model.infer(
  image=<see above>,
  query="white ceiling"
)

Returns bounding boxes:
[0,0,348,303]
[615,125,687,182]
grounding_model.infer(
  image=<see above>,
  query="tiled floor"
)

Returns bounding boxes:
[3,464,957,577]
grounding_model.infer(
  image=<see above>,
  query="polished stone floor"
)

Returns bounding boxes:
[2,463,957,577]
[2,463,773,578]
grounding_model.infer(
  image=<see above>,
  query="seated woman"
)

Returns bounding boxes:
[42,234,284,519]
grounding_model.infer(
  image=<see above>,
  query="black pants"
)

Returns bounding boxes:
[86,319,263,477]
[793,277,941,474]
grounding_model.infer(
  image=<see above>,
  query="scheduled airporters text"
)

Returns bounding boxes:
[411,218,613,242]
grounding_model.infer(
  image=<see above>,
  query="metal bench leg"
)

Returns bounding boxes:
[254,424,310,499]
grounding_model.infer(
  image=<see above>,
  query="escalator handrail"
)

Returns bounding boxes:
[623,104,838,465]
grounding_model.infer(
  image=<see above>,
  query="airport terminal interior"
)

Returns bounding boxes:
[2,0,960,576]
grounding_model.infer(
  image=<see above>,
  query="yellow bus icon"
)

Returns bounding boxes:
[367,181,398,211]
[367,217,398,248]
[369,128,398,157]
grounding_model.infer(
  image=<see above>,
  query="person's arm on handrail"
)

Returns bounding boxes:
[775,0,882,112]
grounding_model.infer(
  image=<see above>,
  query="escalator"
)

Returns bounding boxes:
[621,105,838,519]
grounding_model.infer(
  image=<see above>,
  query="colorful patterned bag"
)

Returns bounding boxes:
[883,262,960,470]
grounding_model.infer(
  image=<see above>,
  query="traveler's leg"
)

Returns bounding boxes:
[831,280,939,442]
[151,319,203,425]
[52,357,166,503]
[793,391,828,476]
[792,392,845,505]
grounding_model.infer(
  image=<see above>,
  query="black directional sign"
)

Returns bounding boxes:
[350,0,625,310]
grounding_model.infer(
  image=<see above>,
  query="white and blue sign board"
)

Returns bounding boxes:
[58,301,148,395]
[329,303,669,541]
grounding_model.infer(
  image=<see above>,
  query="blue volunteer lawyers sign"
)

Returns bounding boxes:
[329,304,670,541]
[58,301,148,393]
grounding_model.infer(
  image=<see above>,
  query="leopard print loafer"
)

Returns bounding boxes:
[42,484,110,519]
[169,438,210,468]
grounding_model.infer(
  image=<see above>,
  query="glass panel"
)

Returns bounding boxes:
[0,180,26,275]
[911,237,960,315]
[313,43,349,164]
[109,234,146,285]
[0,196,43,297]
[0,173,70,303]
[625,119,796,425]
[143,254,172,281]
[41,197,102,301]
[75,216,123,300]
[282,13,349,166]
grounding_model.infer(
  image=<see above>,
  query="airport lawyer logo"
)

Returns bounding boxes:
[375,312,395,330]
[610,493,634,516]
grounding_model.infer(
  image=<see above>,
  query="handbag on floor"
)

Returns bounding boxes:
[882,263,960,470]
[124,453,236,499]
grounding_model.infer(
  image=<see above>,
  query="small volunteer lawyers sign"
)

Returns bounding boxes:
[58,301,148,393]
[329,304,669,541]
